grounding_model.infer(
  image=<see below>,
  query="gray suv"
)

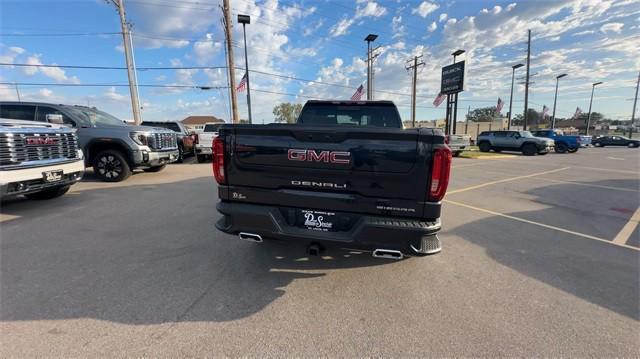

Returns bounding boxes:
[0,102,178,182]
[476,130,555,156]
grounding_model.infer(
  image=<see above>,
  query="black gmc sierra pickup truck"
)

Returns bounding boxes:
[213,100,452,259]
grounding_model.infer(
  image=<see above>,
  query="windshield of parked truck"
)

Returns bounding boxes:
[298,102,402,128]
[520,131,534,138]
[63,106,126,127]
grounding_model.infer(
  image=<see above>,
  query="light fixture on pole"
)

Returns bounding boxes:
[508,63,524,129]
[238,14,252,124]
[551,73,567,129]
[586,81,603,135]
[364,34,378,100]
[452,49,465,64]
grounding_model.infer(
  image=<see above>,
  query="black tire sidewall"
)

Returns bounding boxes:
[93,150,131,182]
[555,143,568,153]
[522,143,537,156]
[479,142,491,152]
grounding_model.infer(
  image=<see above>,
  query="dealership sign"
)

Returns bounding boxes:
[440,61,465,94]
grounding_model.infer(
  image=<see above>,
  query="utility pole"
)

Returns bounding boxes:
[630,71,639,139]
[551,73,567,129]
[222,0,239,123]
[114,0,142,124]
[14,83,21,102]
[364,34,378,100]
[523,29,531,131]
[508,63,524,130]
[405,55,424,127]
[586,81,603,136]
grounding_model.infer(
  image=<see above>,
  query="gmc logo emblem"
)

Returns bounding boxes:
[26,136,58,145]
[288,149,351,164]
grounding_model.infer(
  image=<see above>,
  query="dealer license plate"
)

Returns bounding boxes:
[298,210,337,232]
[43,170,63,183]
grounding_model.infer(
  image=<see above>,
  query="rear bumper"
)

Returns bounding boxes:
[215,201,442,256]
[537,143,554,153]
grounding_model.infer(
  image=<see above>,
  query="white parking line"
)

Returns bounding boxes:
[444,199,640,252]
[447,167,570,194]
[612,207,640,245]
[571,166,639,175]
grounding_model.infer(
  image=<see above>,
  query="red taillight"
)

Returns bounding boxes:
[428,146,452,202]
[193,133,199,144]
[213,137,225,184]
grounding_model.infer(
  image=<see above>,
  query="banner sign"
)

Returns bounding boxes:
[441,61,465,94]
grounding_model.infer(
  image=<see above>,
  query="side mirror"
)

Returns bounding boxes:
[46,114,64,124]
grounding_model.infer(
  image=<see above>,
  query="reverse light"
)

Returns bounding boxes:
[213,136,226,184]
[428,146,452,202]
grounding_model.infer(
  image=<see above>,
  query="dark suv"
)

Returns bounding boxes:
[141,120,196,162]
[0,102,178,182]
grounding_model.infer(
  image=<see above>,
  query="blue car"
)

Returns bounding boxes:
[533,129,581,153]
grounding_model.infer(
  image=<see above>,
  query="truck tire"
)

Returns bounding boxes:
[143,164,166,172]
[522,143,537,156]
[452,151,461,157]
[568,148,578,153]
[555,142,568,153]
[176,145,184,163]
[478,142,491,152]
[594,142,603,147]
[93,149,131,182]
[25,185,70,200]
[197,155,207,163]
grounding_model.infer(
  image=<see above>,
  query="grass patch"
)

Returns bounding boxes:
[458,151,515,159]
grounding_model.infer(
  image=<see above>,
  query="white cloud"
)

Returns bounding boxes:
[330,18,355,37]
[22,55,80,84]
[600,22,624,33]
[428,21,438,32]
[412,1,439,18]
[192,34,222,65]
[104,87,127,101]
[506,3,517,11]
[573,29,596,36]
[392,16,406,38]
[38,88,53,98]
[356,1,387,18]
[439,13,448,22]
[493,6,502,14]
[481,8,489,14]
[303,19,324,37]
[0,46,25,64]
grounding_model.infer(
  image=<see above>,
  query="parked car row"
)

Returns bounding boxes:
[0,101,184,201]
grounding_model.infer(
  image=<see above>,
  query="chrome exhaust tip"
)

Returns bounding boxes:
[239,232,263,243]
[372,249,403,260]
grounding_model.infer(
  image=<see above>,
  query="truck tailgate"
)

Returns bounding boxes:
[219,125,441,219]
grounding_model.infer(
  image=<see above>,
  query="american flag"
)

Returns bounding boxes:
[433,93,446,107]
[572,106,583,119]
[236,72,247,93]
[350,84,364,101]
[542,105,550,119]
[496,97,504,113]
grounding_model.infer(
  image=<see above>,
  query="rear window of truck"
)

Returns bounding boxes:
[204,124,221,132]
[298,103,402,128]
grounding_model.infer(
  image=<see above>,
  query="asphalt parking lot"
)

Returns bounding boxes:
[1,147,638,356]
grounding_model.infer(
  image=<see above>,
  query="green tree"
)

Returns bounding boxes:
[273,102,303,123]
[466,107,500,122]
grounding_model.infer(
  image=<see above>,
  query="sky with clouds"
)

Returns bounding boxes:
[1,0,639,123]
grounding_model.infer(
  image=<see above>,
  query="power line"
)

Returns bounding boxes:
[0,32,121,37]
[0,82,228,89]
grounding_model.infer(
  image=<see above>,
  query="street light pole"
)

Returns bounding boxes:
[508,63,524,130]
[586,81,603,136]
[551,73,567,129]
[238,14,252,124]
[451,49,465,135]
[364,34,378,101]
[630,71,639,139]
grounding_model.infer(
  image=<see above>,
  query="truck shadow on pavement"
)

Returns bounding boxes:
[0,177,397,324]
[450,178,639,320]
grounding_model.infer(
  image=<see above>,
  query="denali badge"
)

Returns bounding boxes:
[288,149,350,164]
[291,180,347,189]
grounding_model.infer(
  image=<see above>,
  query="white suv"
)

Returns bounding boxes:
[0,118,85,200]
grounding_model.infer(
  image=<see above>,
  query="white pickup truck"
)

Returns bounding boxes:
[1,118,85,200]
[446,134,472,157]
[195,122,222,163]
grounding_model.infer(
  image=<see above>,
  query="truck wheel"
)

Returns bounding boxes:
[176,145,184,163]
[594,142,603,147]
[478,142,491,152]
[568,148,578,153]
[196,155,207,163]
[555,142,568,153]
[522,143,537,156]
[144,164,166,172]
[452,151,461,157]
[25,185,70,200]
[93,149,131,182]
